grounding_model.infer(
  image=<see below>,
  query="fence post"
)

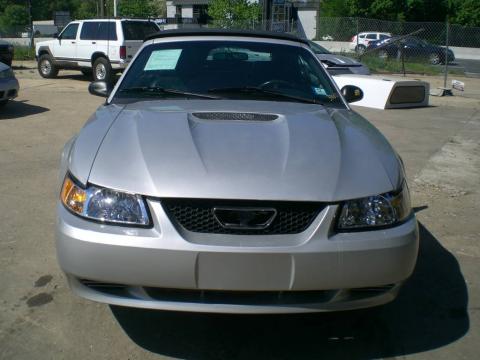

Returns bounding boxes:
[444,20,450,89]
[356,17,359,54]
[28,0,34,51]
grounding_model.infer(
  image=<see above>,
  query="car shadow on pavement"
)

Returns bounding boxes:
[57,73,121,83]
[0,100,49,120]
[57,74,93,82]
[111,223,469,360]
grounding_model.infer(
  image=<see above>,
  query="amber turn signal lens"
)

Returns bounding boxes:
[61,177,87,214]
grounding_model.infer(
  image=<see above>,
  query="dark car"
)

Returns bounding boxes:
[0,40,14,67]
[308,40,370,75]
[367,36,455,65]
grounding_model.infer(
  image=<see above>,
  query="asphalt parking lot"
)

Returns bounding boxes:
[1,67,479,360]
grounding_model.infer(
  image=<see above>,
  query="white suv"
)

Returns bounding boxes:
[349,32,391,54]
[35,19,160,83]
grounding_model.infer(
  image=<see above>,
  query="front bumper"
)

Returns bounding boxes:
[57,200,419,313]
[111,59,129,70]
[0,77,19,101]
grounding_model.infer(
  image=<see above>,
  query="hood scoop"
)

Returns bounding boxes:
[192,112,278,121]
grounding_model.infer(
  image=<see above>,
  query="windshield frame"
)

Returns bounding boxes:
[109,37,348,109]
[307,40,330,54]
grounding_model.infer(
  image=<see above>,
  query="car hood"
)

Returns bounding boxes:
[316,54,362,66]
[77,100,402,202]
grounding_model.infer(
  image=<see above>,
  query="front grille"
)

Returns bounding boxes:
[192,112,278,121]
[144,287,336,305]
[162,198,324,235]
[78,278,397,306]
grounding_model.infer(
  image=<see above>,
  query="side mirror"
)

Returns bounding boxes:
[89,81,111,98]
[53,33,59,39]
[341,85,363,103]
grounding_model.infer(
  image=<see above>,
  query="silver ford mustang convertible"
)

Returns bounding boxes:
[57,30,419,313]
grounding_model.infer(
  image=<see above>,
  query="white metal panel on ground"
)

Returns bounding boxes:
[332,74,430,109]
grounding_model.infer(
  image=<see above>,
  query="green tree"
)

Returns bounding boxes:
[369,0,399,20]
[320,0,350,17]
[0,4,29,28]
[73,0,97,19]
[320,0,453,23]
[208,0,260,28]
[118,0,165,18]
[451,0,480,27]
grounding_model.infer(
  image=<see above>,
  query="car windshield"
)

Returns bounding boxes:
[308,41,330,54]
[114,40,344,107]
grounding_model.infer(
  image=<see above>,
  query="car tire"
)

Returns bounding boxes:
[378,49,388,60]
[93,57,113,83]
[38,54,59,78]
[429,53,441,65]
[355,45,366,54]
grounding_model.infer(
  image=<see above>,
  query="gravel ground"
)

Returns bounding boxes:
[0,66,479,360]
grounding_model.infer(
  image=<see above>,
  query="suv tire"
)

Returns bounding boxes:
[38,54,59,78]
[429,53,441,65]
[93,57,113,83]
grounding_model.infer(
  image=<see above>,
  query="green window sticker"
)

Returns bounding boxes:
[313,87,327,96]
[145,49,182,71]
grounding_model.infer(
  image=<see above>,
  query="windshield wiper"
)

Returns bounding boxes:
[119,87,221,100]
[208,86,323,105]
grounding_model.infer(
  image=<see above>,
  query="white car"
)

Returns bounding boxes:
[35,19,160,83]
[350,32,391,54]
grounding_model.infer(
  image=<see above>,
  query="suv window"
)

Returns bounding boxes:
[80,22,97,40]
[379,34,390,40]
[60,23,78,40]
[366,34,377,40]
[122,21,158,40]
[97,22,117,41]
[80,22,117,41]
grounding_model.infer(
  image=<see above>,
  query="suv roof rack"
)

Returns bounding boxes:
[144,29,308,44]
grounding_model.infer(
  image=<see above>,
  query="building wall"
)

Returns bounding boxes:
[182,5,193,18]
[166,1,176,18]
[298,9,317,40]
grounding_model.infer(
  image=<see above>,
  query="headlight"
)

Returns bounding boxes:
[60,174,150,226]
[0,68,14,79]
[337,182,412,231]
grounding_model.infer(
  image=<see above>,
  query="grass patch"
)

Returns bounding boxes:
[13,46,35,61]
[361,55,464,76]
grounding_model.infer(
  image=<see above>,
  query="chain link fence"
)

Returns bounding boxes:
[1,24,63,63]
[316,17,480,84]
[159,19,300,35]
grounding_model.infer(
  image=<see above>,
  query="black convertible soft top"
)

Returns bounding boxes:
[144,28,308,45]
